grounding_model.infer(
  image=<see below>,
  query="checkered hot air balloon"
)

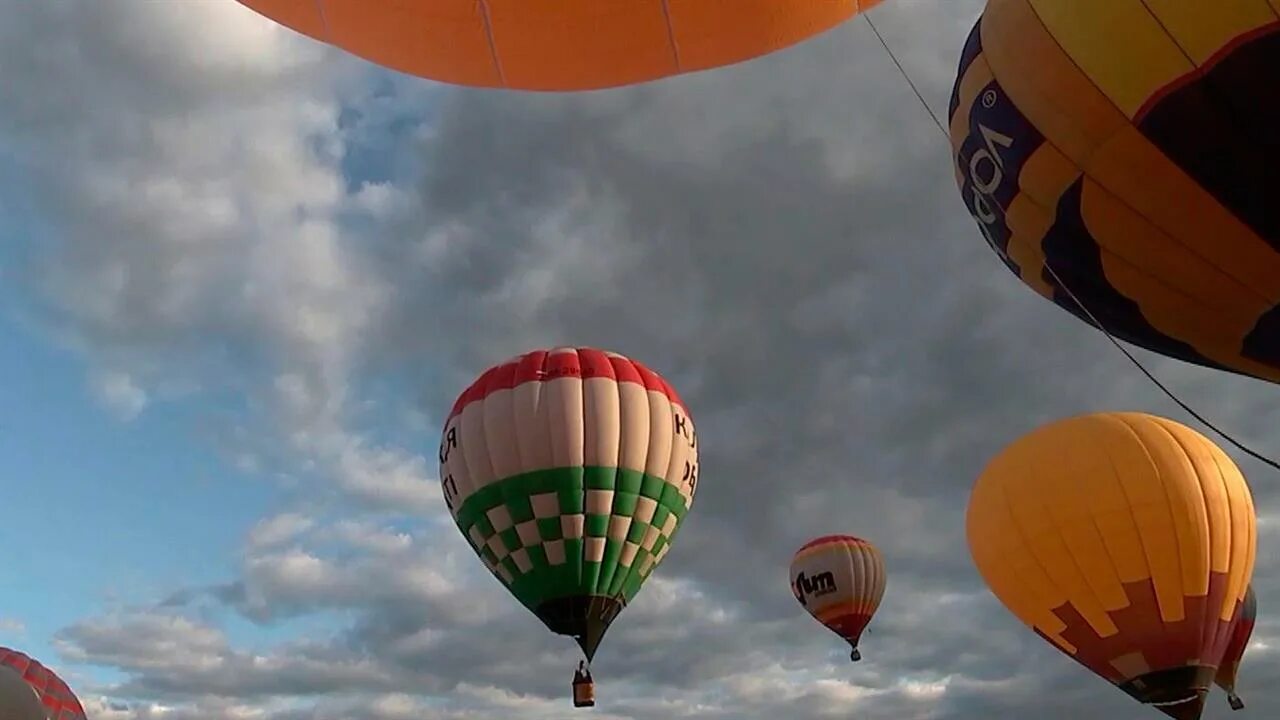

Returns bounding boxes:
[0,647,87,720]
[438,347,698,706]
[790,535,886,662]
[967,412,1257,720]
[234,0,887,91]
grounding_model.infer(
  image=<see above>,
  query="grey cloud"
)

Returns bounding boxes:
[352,6,1280,717]
[6,0,1280,718]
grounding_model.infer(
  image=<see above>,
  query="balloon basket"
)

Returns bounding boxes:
[1228,693,1244,711]
[572,676,595,708]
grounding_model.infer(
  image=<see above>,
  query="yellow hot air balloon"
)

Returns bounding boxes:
[790,535,886,662]
[235,0,886,91]
[967,412,1256,720]
[949,0,1280,385]
[439,347,698,706]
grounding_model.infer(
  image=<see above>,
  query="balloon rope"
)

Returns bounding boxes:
[863,15,949,140]
[1043,263,1280,472]
[861,13,1280,472]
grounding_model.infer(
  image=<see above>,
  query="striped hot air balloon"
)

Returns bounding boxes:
[438,347,698,703]
[235,0,887,91]
[790,535,886,662]
[967,412,1257,720]
[0,647,86,720]
[950,0,1280,386]
[0,666,43,720]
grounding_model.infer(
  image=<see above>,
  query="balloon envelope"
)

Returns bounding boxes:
[949,0,1280,385]
[439,347,698,660]
[0,647,87,720]
[790,535,886,661]
[0,667,43,720]
[966,412,1257,720]
[235,0,884,91]
[1214,584,1256,710]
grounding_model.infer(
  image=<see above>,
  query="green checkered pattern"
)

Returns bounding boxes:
[453,465,691,612]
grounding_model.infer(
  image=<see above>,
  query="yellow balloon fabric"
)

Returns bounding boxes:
[236,0,883,91]
[949,0,1280,385]
[966,412,1256,720]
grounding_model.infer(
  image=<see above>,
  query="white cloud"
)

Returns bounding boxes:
[247,513,316,551]
[1,0,433,524]
[332,441,438,514]
[91,370,148,420]
[8,0,1280,719]
[331,521,413,555]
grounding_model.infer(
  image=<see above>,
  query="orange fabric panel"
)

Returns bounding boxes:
[236,0,870,90]
[318,1,502,88]
[485,1,673,90]
[665,0,874,72]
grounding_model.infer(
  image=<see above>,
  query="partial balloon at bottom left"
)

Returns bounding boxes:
[0,664,43,720]
[0,647,86,720]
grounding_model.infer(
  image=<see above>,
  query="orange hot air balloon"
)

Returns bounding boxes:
[234,1,885,91]
[790,535,886,662]
[1214,584,1256,711]
[967,412,1257,720]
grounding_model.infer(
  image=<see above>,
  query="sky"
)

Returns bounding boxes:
[0,1,1277,718]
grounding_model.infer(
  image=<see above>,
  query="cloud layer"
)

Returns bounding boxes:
[1,1,1277,718]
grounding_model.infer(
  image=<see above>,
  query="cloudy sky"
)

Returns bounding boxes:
[0,1,1275,718]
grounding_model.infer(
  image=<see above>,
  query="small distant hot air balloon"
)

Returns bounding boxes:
[439,347,698,706]
[967,412,1257,720]
[950,1,1280,386]
[1215,584,1256,711]
[0,647,87,720]
[790,535,886,662]
[234,0,886,91]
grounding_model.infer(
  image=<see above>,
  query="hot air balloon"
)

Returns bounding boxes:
[0,666,43,720]
[790,535,886,662]
[949,0,1280,386]
[0,647,87,720]
[438,346,698,706]
[966,412,1257,720]
[234,0,885,91]
[1215,584,1256,711]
